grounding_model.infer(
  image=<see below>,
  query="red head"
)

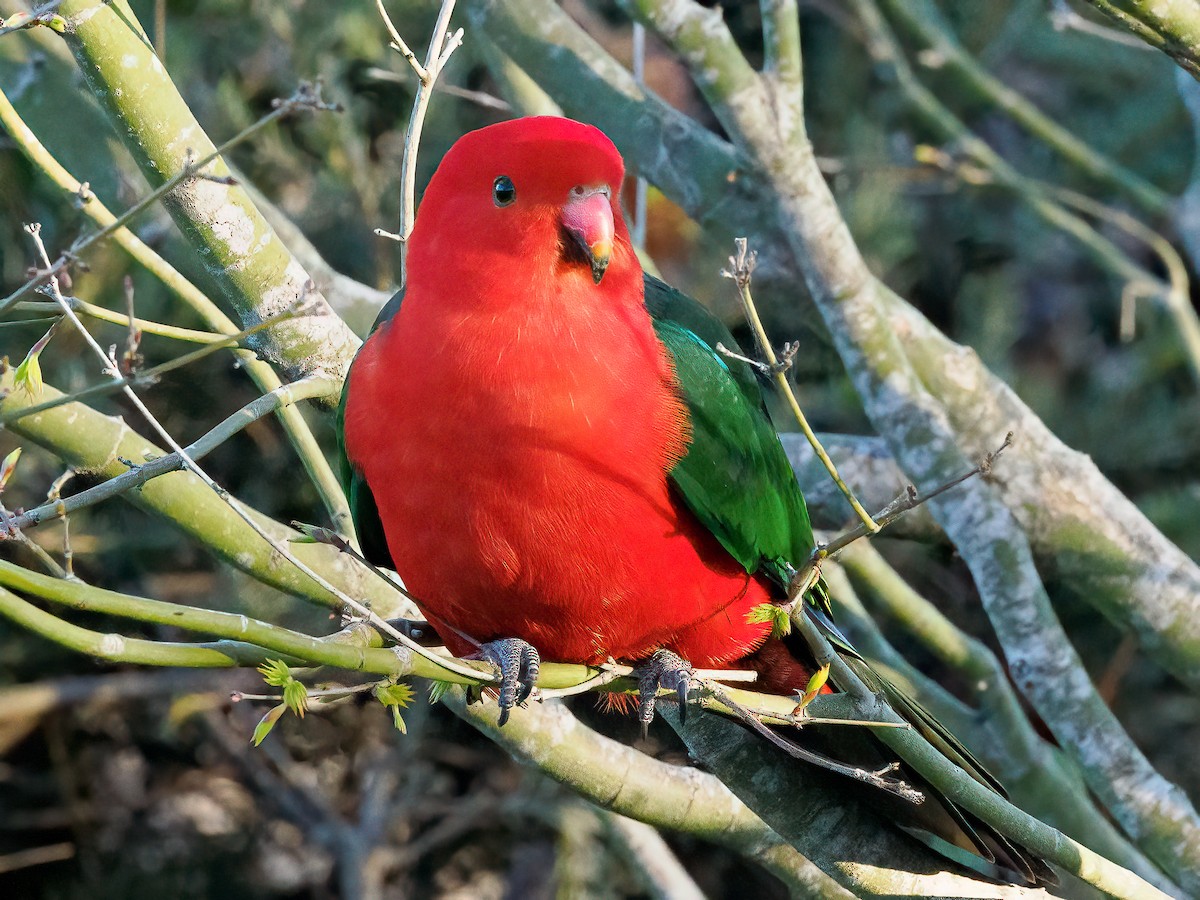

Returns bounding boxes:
[405,117,640,309]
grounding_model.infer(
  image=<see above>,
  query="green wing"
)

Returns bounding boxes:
[336,289,406,570]
[644,275,820,600]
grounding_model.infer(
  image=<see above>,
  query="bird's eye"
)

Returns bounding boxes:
[493,175,516,207]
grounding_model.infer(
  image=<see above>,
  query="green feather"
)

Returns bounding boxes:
[645,275,823,606]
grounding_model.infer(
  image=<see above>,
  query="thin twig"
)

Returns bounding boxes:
[14,298,230,344]
[375,0,427,80]
[20,223,484,684]
[0,83,338,316]
[1,376,335,535]
[701,682,923,802]
[0,86,351,533]
[2,312,295,426]
[784,433,1014,605]
[722,238,880,532]
[45,469,74,576]
[379,0,464,290]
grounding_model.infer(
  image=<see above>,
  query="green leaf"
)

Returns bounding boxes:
[374,681,415,708]
[14,320,59,398]
[257,658,292,687]
[0,447,21,493]
[373,680,415,734]
[747,602,791,639]
[792,663,832,716]
[805,663,831,697]
[282,680,309,718]
[251,703,287,746]
[427,680,453,705]
[14,347,43,397]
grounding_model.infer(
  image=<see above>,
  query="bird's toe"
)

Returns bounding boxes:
[479,638,541,726]
[635,649,695,736]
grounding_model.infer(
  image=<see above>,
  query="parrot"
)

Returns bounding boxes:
[337,116,1053,886]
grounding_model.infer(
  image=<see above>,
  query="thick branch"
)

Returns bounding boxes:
[0,369,400,615]
[0,86,353,532]
[1081,0,1200,78]
[445,690,865,898]
[53,0,360,382]
[626,0,1200,888]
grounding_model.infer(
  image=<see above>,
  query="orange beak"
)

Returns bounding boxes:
[561,185,614,284]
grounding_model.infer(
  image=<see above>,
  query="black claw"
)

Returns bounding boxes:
[479,638,540,727]
[636,649,694,735]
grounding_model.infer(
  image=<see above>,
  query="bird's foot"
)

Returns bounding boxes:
[635,649,694,737]
[478,638,540,727]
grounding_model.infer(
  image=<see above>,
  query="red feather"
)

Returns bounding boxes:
[342,118,778,669]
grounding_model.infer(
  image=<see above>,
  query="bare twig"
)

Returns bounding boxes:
[2,312,295,426]
[781,433,1014,607]
[0,83,339,316]
[377,0,465,292]
[722,239,881,533]
[0,85,352,534]
[19,222,484,685]
[703,682,923,802]
[1,376,335,536]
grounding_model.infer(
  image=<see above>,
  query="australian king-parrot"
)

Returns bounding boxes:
[338,116,1053,886]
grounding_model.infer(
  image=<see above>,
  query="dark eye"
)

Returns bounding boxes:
[493,175,516,207]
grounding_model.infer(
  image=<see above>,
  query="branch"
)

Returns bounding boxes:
[2,375,334,532]
[0,561,474,681]
[1080,0,1200,77]
[665,703,1059,898]
[0,369,399,614]
[379,0,464,287]
[827,554,1171,888]
[760,0,802,91]
[0,585,269,668]
[0,85,352,534]
[851,0,1200,383]
[722,240,879,532]
[463,1,1200,706]
[443,690,865,898]
[50,0,360,382]
[627,0,1200,890]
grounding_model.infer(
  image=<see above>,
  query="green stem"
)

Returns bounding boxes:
[5,376,335,532]
[0,586,254,668]
[2,317,291,426]
[0,559,628,692]
[787,606,1172,899]
[760,0,802,91]
[827,554,1168,884]
[15,299,228,344]
[1,368,396,614]
[852,0,1200,384]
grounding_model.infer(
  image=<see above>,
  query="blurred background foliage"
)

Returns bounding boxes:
[1,0,1198,897]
